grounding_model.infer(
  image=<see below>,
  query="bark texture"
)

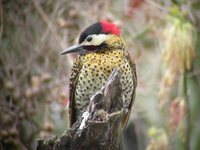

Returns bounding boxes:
[35,69,126,150]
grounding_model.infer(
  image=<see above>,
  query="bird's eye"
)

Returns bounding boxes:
[87,36,92,42]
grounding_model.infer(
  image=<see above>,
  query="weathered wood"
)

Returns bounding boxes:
[35,69,127,150]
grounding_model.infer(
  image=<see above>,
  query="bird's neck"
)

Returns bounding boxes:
[106,35,126,50]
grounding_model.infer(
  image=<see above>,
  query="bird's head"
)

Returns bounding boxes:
[60,20,125,55]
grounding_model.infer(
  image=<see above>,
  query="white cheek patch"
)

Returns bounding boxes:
[92,34,108,45]
[83,34,109,46]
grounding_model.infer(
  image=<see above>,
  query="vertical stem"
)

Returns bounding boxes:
[0,0,3,44]
[183,69,190,150]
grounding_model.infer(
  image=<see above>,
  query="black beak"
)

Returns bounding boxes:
[60,44,83,55]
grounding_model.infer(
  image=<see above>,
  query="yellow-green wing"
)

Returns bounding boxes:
[122,51,137,128]
[68,56,82,127]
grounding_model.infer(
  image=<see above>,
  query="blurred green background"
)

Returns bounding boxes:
[0,0,200,150]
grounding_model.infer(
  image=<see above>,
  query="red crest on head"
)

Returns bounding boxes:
[100,20,121,36]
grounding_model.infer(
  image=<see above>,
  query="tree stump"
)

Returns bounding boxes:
[35,69,127,150]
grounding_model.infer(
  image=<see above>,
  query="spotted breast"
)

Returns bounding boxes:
[73,49,136,120]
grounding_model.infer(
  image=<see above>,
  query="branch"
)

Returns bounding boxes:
[33,0,73,66]
[35,69,127,150]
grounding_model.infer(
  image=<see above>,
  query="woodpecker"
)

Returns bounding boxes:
[60,20,137,127]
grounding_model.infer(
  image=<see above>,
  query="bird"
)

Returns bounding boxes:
[60,20,137,127]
